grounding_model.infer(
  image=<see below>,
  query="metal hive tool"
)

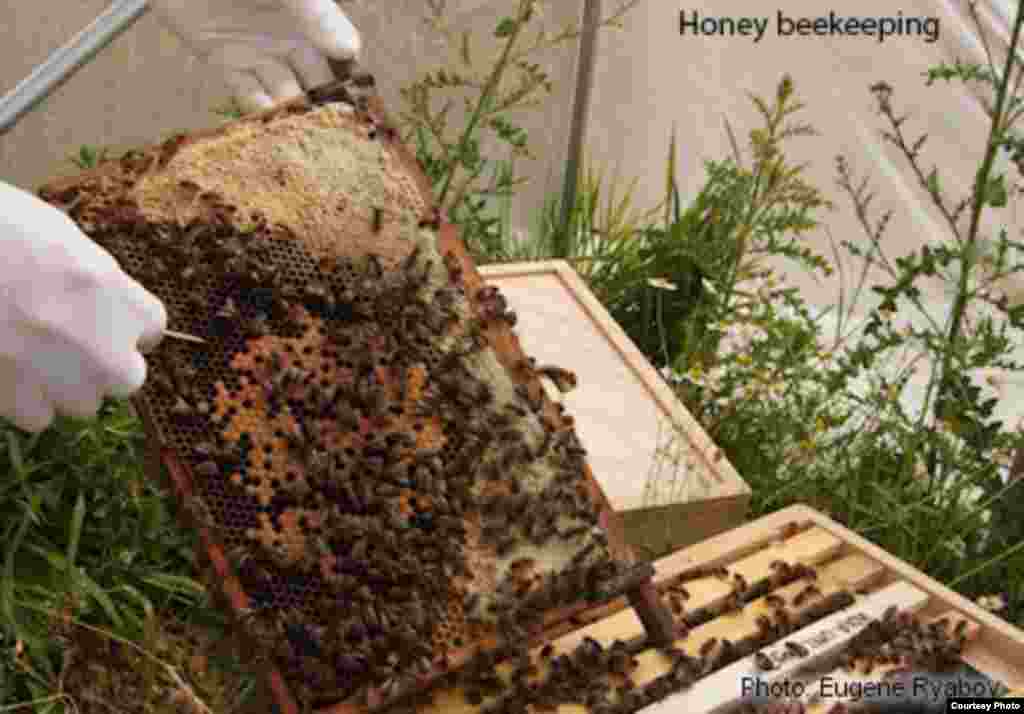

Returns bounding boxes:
[38,73,673,713]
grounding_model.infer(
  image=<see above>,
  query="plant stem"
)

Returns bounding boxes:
[437,0,530,209]
[928,3,1024,481]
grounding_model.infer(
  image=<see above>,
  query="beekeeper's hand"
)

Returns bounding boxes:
[0,181,167,432]
[151,0,362,114]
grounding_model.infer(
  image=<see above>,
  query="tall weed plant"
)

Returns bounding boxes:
[645,4,1024,625]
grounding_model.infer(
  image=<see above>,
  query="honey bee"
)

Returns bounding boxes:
[514,384,543,413]
[495,536,517,558]
[698,638,718,659]
[505,402,528,418]
[719,590,743,616]
[243,313,270,338]
[784,640,809,658]
[732,573,749,593]
[676,564,730,583]
[372,207,382,234]
[194,460,219,478]
[170,396,194,418]
[442,251,462,284]
[216,297,239,321]
[754,651,776,671]
[774,607,792,633]
[790,563,818,581]
[536,365,578,393]
[183,495,217,530]
[149,371,176,394]
[570,541,597,567]
[793,584,822,608]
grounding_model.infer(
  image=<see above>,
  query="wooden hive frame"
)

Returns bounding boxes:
[37,73,673,714]
[390,503,1024,713]
[477,260,751,555]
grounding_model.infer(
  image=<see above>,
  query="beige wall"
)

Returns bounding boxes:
[586,0,1017,311]
[0,0,583,238]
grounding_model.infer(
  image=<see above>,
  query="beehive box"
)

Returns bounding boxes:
[36,77,661,714]
[477,261,751,557]
[384,503,1024,713]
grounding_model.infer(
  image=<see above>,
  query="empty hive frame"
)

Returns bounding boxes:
[387,504,1024,713]
[36,74,671,712]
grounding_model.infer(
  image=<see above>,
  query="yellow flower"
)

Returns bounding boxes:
[737,354,753,366]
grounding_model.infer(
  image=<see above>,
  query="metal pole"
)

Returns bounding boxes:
[0,0,150,137]
[555,0,601,258]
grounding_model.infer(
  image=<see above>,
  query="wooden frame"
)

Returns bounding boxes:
[406,503,1024,712]
[478,260,751,555]
[39,79,676,714]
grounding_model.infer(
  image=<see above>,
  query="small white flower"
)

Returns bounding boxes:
[990,144,1012,181]
[977,593,1007,612]
[647,277,678,291]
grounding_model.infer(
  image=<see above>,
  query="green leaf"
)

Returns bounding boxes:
[926,168,941,197]
[66,491,87,571]
[71,567,122,628]
[495,17,516,37]
[2,511,32,639]
[141,572,206,599]
[6,431,25,479]
[985,174,1008,208]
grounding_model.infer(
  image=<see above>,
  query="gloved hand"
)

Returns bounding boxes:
[151,0,362,114]
[0,181,167,432]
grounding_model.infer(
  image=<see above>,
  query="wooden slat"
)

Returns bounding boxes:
[640,581,930,714]
[652,516,816,586]
[628,553,885,692]
[659,527,844,612]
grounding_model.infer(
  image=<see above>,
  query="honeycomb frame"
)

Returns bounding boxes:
[37,77,658,713]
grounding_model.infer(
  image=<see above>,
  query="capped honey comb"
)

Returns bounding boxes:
[37,76,638,711]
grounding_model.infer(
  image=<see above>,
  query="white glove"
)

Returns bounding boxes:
[0,181,167,432]
[151,0,362,114]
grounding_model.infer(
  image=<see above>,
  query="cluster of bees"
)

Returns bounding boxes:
[838,604,970,675]
[391,577,857,714]
[371,558,874,714]
[425,563,977,714]
[742,606,976,714]
[42,125,636,709]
